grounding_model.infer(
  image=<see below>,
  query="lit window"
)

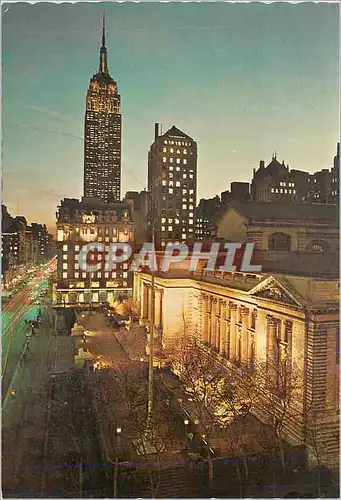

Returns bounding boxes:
[176,158,180,164]
[163,157,166,163]
[293,189,296,194]
[163,147,167,152]
[75,245,80,251]
[169,181,174,186]
[284,189,287,193]
[162,180,167,186]
[183,173,187,179]
[170,148,174,153]
[183,149,187,154]
[189,220,193,225]
[63,263,68,270]
[169,188,173,194]
[189,204,194,209]
[175,219,180,224]
[62,272,67,279]
[169,165,174,171]
[168,226,173,231]
[182,204,187,210]
[169,172,173,178]
[182,189,187,194]
[176,166,180,171]
[271,188,274,193]
[75,263,79,270]
[183,159,187,164]
[63,253,67,260]
[176,181,181,187]
[75,272,79,278]
[162,217,166,223]
[162,226,166,231]
[170,158,173,163]
[63,244,68,251]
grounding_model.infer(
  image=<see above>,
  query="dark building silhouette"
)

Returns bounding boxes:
[83,14,122,202]
[251,150,338,204]
[148,123,197,248]
[124,190,150,244]
[221,181,250,203]
[330,142,340,204]
[194,196,221,240]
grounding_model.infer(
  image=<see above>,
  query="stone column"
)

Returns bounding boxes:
[229,302,237,362]
[266,315,278,378]
[219,300,226,354]
[201,294,208,343]
[241,307,250,365]
[155,288,161,328]
[147,285,152,322]
[207,297,212,345]
[142,283,148,319]
[211,299,217,349]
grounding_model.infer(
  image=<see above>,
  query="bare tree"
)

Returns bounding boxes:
[255,357,302,474]
[170,336,252,485]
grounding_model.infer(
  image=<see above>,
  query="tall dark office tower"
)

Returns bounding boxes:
[84,14,122,202]
[148,124,197,248]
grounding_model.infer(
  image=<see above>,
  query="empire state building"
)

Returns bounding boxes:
[83,15,122,202]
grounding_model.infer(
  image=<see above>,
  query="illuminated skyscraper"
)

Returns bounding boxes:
[84,14,122,202]
[148,124,197,248]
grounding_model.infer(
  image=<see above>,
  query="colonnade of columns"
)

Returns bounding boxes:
[141,283,163,329]
[201,294,257,367]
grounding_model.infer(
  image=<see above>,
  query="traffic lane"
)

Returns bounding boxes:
[3,267,51,316]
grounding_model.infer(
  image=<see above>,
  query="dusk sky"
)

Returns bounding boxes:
[2,2,339,234]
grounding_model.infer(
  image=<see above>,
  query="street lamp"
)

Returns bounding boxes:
[113,427,121,498]
[184,419,189,448]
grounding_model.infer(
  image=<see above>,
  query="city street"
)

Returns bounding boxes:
[2,259,56,402]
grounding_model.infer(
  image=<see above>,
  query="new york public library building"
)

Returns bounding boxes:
[133,239,339,470]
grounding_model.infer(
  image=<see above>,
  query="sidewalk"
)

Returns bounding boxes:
[113,323,147,361]
[2,307,75,497]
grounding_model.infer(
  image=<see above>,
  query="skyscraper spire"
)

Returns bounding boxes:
[99,11,109,75]
[102,10,106,48]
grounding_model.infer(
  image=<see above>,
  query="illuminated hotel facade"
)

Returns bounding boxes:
[83,15,122,202]
[55,197,134,307]
[148,124,197,248]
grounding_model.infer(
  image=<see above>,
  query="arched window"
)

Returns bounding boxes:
[268,232,291,251]
[306,240,329,253]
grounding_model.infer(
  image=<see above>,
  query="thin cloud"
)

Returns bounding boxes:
[27,105,78,125]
